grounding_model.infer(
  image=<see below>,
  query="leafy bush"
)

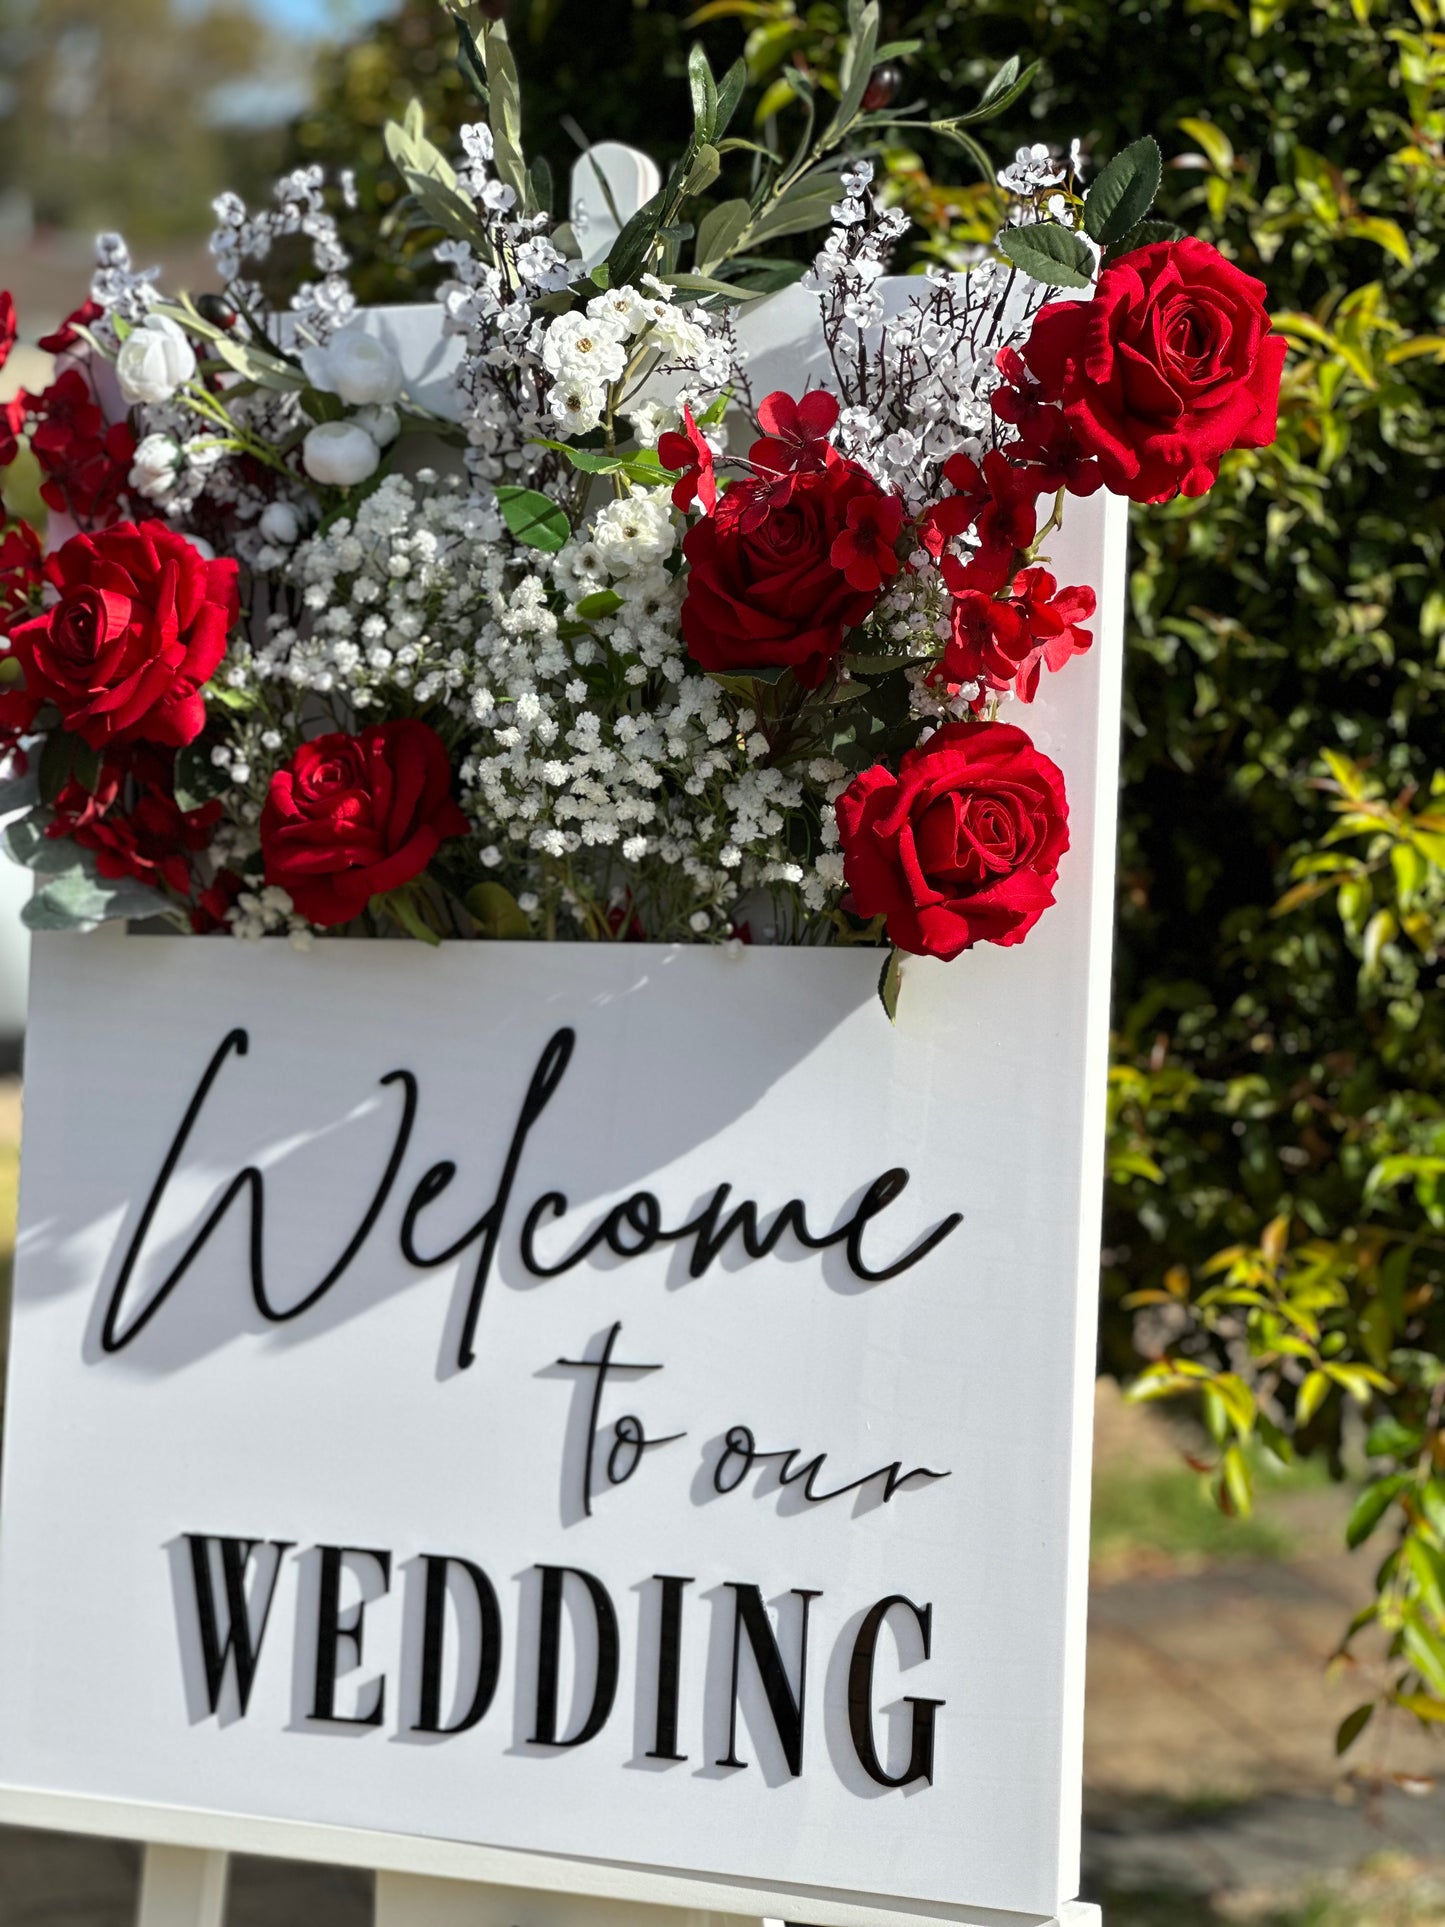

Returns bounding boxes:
[291,0,1445,1754]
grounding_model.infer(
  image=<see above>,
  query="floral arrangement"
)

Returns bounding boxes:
[0,2,1283,1009]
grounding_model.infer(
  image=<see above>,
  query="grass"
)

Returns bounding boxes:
[1091,1457,1298,1573]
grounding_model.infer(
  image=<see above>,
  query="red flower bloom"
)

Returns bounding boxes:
[657,406,717,514]
[49,746,221,900]
[0,293,14,378]
[0,521,43,630]
[830,488,905,593]
[680,460,888,687]
[190,866,246,934]
[917,449,1039,581]
[936,566,1096,702]
[0,392,25,471]
[835,720,1070,959]
[260,719,468,928]
[1020,237,1286,501]
[26,369,136,527]
[10,520,237,751]
[750,388,841,477]
[38,298,103,357]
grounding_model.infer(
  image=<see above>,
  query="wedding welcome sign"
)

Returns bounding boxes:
[0,479,1123,1927]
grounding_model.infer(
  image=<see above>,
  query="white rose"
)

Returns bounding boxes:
[591,491,676,574]
[353,402,400,447]
[302,421,381,488]
[259,501,301,545]
[547,377,605,439]
[128,433,182,501]
[541,310,628,384]
[115,316,197,406]
[301,327,403,406]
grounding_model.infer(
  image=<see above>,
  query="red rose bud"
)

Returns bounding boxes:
[835,720,1070,959]
[1020,235,1286,502]
[657,405,717,515]
[680,459,891,687]
[260,719,468,929]
[10,521,237,751]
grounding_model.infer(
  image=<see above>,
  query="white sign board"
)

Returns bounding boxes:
[0,487,1124,1927]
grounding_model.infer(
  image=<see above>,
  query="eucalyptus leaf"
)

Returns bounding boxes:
[0,769,39,816]
[823,0,879,147]
[688,43,718,142]
[495,485,571,552]
[22,867,169,932]
[1084,137,1164,245]
[3,812,75,874]
[667,271,763,302]
[713,58,747,142]
[997,222,1096,289]
[750,188,841,245]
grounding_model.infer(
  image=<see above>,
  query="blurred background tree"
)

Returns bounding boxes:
[0,0,290,243]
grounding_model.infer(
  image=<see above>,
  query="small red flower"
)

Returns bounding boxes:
[0,521,43,630]
[936,565,1096,702]
[917,449,1038,576]
[750,388,841,477]
[0,293,14,379]
[38,298,103,357]
[190,866,246,934]
[657,406,717,515]
[48,745,221,900]
[26,369,136,528]
[830,489,905,593]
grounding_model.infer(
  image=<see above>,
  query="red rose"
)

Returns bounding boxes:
[49,746,220,900]
[10,521,237,750]
[835,720,1069,959]
[681,461,891,687]
[25,369,136,527]
[1021,237,1286,502]
[260,719,468,928]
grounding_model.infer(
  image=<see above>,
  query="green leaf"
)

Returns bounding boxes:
[575,589,623,620]
[607,183,668,289]
[4,812,77,874]
[750,186,841,246]
[481,20,530,212]
[1335,1702,1374,1755]
[688,42,719,142]
[1102,217,1186,266]
[696,197,752,273]
[531,438,681,486]
[666,271,763,302]
[823,0,879,147]
[1345,1471,1412,1549]
[466,880,530,939]
[37,730,100,807]
[997,222,1096,289]
[495,485,571,552]
[713,58,748,142]
[21,866,169,932]
[878,945,904,1024]
[374,887,441,946]
[0,769,38,815]
[949,55,1040,126]
[1084,137,1164,245]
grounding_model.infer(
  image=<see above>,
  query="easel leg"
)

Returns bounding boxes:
[136,1846,230,1927]
[375,1872,772,1927]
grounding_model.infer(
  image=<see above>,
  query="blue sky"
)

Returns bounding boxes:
[195,0,394,33]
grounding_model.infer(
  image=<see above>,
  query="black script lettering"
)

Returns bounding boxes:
[717,1583,820,1777]
[413,1555,502,1736]
[646,1573,694,1762]
[530,1564,619,1747]
[847,1595,943,1788]
[185,1533,292,1717]
[401,1027,574,1370]
[310,1544,391,1727]
[712,1424,950,1505]
[522,1171,961,1289]
[554,1320,685,1518]
[103,1031,417,1351]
